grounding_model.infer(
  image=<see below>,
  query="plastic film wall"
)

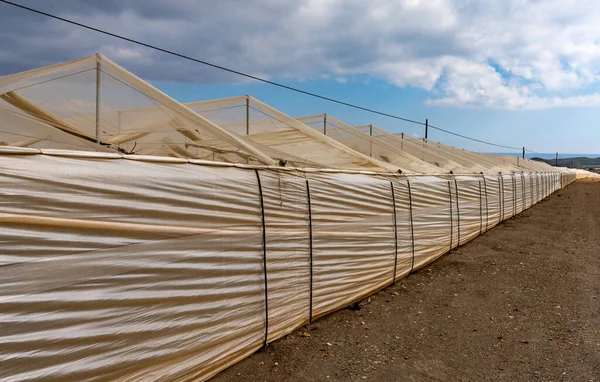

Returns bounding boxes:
[0,153,575,381]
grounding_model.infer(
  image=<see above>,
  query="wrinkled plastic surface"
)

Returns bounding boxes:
[0,53,586,381]
[0,152,575,381]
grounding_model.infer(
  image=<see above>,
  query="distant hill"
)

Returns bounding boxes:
[531,156,600,168]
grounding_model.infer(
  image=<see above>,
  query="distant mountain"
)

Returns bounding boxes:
[531,156,600,168]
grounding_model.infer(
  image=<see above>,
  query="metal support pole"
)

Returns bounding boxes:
[95,61,101,144]
[305,180,313,322]
[323,114,327,135]
[425,119,428,140]
[369,124,373,157]
[556,152,558,167]
[522,146,525,159]
[245,96,250,135]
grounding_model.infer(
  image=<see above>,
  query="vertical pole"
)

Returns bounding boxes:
[522,146,525,159]
[482,175,489,232]
[454,178,461,247]
[245,96,250,164]
[323,114,327,135]
[556,152,558,166]
[254,169,269,348]
[448,181,453,251]
[95,60,101,144]
[512,174,516,217]
[478,179,483,236]
[425,119,428,140]
[390,181,398,284]
[407,179,416,274]
[369,124,373,157]
[245,96,250,135]
[305,180,313,323]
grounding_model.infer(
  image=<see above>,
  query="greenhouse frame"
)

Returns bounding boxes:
[0,54,584,381]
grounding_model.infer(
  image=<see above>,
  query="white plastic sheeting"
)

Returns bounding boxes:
[0,150,575,381]
[0,52,585,381]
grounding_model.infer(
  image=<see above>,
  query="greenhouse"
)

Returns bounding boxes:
[0,53,582,381]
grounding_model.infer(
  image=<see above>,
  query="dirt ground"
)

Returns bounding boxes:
[212,179,600,382]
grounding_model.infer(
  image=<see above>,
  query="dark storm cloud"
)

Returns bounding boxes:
[0,0,307,82]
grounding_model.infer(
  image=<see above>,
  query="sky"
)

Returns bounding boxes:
[1,0,600,155]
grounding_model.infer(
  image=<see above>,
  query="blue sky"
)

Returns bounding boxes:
[2,0,600,156]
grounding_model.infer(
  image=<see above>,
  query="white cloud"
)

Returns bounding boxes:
[2,0,600,109]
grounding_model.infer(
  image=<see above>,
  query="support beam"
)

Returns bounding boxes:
[96,61,101,144]
[245,95,250,135]
[1,91,107,145]
[369,124,373,157]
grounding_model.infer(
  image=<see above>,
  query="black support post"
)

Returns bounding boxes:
[255,169,269,348]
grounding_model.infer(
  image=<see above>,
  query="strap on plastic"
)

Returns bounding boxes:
[454,178,461,246]
[305,179,314,323]
[498,176,503,223]
[390,180,399,284]
[254,169,269,347]
[482,175,489,232]
[407,178,416,273]
[478,179,483,235]
[448,180,453,251]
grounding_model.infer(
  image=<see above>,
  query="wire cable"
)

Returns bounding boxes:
[428,123,521,151]
[0,0,534,153]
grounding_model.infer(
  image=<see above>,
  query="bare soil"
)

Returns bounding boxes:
[212,179,600,382]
